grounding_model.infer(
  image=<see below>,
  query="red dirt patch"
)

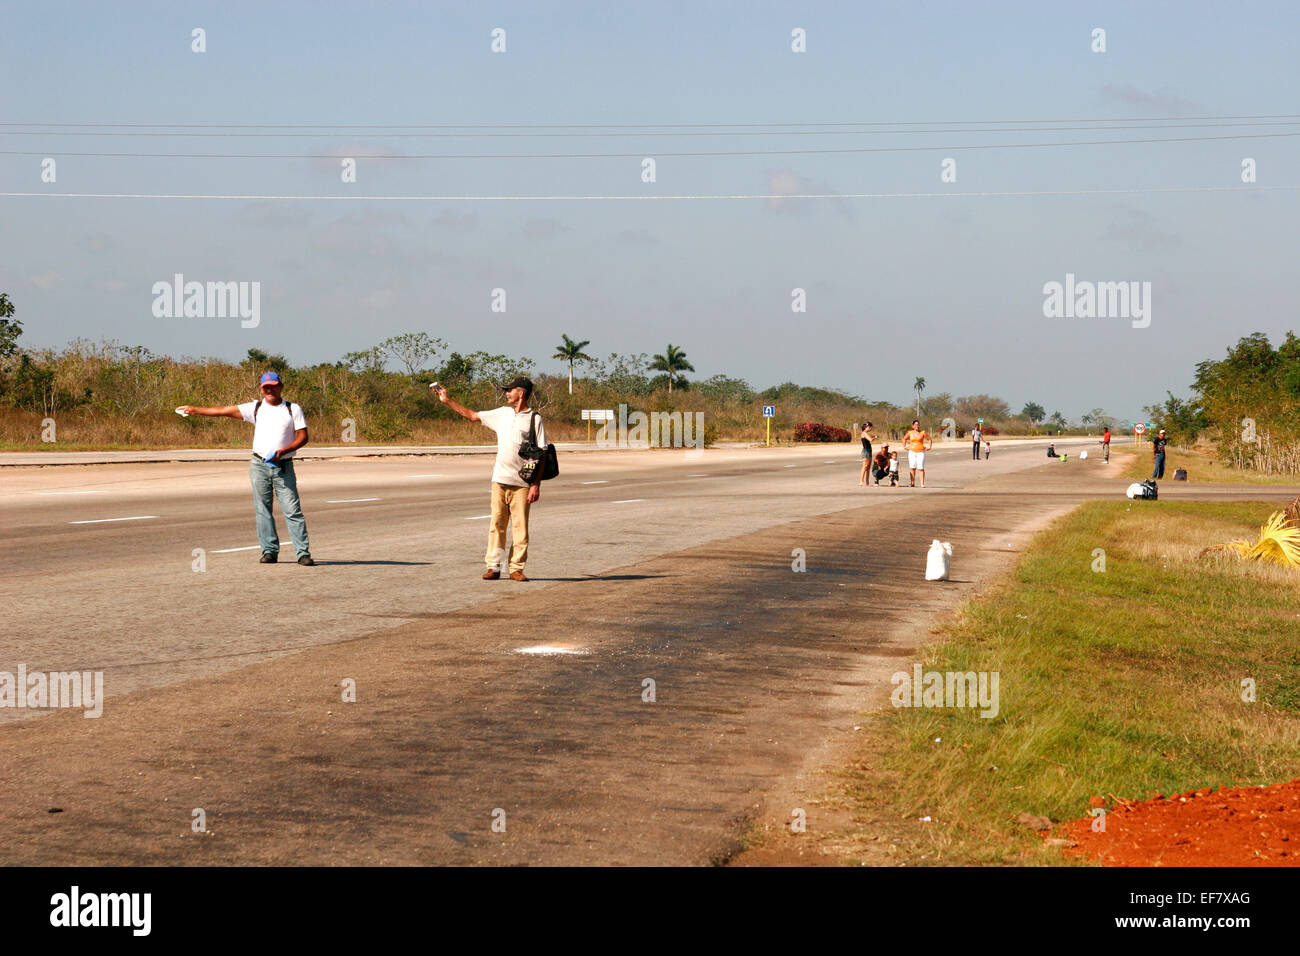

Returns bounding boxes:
[1064,779,1300,866]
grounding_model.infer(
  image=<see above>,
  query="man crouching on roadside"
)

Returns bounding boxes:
[432,376,544,581]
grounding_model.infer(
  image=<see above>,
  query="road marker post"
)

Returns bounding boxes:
[582,408,614,442]
[762,405,776,446]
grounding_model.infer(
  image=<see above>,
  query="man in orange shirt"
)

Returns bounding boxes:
[904,419,933,488]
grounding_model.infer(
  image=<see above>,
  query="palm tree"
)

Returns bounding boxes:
[913,377,927,418]
[552,333,593,394]
[650,343,695,394]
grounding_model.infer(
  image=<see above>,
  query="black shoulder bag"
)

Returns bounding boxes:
[518,412,559,483]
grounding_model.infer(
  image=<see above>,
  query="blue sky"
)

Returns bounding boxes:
[2,0,1298,420]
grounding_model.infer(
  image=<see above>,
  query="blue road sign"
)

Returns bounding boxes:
[762,405,776,418]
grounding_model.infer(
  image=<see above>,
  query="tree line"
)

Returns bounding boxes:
[1146,331,1300,474]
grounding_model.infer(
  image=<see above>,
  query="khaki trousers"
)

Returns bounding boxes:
[486,482,531,571]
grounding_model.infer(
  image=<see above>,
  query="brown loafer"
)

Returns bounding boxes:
[509,570,528,582]
[482,568,500,580]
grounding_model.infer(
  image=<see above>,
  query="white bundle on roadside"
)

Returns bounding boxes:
[925,540,953,581]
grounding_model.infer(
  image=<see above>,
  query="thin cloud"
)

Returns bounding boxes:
[240,204,314,229]
[615,228,659,245]
[1098,84,1203,115]
[764,168,854,220]
[523,217,570,240]
[83,233,113,253]
[1102,207,1184,250]
[26,270,62,290]
[431,209,479,233]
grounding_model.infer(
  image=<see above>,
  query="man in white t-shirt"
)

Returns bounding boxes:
[179,371,314,565]
[433,375,544,581]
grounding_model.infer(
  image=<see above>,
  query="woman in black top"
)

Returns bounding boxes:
[858,421,878,485]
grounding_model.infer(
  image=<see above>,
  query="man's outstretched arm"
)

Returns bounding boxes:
[179,405,243,419]
[430,384,480,422]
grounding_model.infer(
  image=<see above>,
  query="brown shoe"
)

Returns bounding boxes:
[482,568,500,580]
[509,570,528,582]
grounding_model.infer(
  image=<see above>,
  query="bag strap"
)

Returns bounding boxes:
[254,399,293,421]
[528,411,538,444]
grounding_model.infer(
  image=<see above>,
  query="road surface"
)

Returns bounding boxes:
[1,439,1289,864]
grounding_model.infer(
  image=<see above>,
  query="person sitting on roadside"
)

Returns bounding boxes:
[1047,443,1060,459]
[871,443,891,485]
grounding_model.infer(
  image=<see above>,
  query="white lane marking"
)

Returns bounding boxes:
[326,497,382,503]
[407,474,442,477]
[36,490,108,495]
[612,498,645,504]
[687,474,708,477]
[784,464,798,468]
[210,545,262,554]
[69,515,160,524]
[514,645,589,656]
[465,514,492,520]
[825,460,836,464]
[580,480,608,484]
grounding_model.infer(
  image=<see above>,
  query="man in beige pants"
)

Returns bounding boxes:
[432,376,544,581]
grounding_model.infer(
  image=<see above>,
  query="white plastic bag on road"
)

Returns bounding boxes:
[925,540,953,581]
[1125,482,1144,499]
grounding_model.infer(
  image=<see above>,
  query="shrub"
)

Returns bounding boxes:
[794,422,851,442]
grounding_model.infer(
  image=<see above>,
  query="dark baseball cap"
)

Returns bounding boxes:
[500,376,533,392]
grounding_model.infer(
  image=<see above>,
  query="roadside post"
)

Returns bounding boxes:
[1134,421,1147,447]
[582,408,614,442]
[762,405,776,446]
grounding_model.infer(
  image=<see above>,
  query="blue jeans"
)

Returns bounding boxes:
[250,457,310,557]
[1152,453,1166,480]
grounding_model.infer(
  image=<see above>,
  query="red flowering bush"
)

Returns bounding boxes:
[794,422,852,442]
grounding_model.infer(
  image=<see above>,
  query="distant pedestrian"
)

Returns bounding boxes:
[1152,428,1168,479]
[970,424,982,460]
[433,376,545,581]
[983,440,991,460]
[904,419,932,487]
[1101,426,1111,463]
[858,421,879,486]
[178,371,314,565]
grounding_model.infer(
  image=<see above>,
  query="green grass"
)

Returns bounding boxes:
[842,500,1300,865]
[1118,443,1300,485]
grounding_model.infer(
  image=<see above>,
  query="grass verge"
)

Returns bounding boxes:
[1119,442,1300,485]
[838,499,1300,865]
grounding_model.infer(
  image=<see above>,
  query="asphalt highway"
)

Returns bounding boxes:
[7,436,1281,865]
[1,439,1074,715]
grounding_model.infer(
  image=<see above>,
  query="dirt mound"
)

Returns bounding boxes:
[1064,779,1300,866]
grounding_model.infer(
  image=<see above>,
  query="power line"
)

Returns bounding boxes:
[4,132,1297,161]
[5,123,1300,139]
[4,185,1294,201]
[4,113,1298,131]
